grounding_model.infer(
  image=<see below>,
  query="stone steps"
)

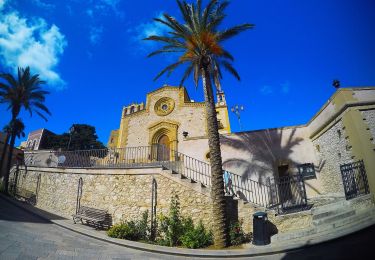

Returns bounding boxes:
[160,169,210,196]
[311,199,349,215]
[271,202,375,243]
[312,209,356,226]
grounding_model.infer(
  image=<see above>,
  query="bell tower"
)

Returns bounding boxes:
[215,90,231,134]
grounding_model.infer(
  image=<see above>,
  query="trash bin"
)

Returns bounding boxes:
[252,211,270,245]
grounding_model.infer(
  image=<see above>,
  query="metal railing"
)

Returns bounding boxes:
[224,171,272,208]
[23,145,306,211]
[272,174,308,214]
[340,160,370,200]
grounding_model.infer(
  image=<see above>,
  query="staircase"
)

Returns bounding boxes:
[271,194,375,243]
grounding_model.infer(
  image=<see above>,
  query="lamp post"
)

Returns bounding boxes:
[67,125,75,151]
[231,105,244,131]
[333,79,340,89]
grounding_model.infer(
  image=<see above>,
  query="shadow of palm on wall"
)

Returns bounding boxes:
[221,128,304,183]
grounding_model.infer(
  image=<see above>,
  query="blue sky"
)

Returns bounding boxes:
[0,0,374,146]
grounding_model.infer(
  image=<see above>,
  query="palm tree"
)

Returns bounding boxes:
[0,123,12,177]
[144,0,253,247]
[0,67,51,194]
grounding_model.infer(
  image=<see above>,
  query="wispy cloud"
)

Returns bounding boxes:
[0,3,67,88]
[89,26,104,45]
[260,85,274,95]
[281,81,291,94]
[31,0,55,10]
[259,81,291,96]
[82,0,124,48]
[128,12,169,53]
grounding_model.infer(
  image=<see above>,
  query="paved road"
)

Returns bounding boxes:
[0,195,374,259]
[0,196,180,260]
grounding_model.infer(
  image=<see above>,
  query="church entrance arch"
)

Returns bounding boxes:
[148,120,179,161]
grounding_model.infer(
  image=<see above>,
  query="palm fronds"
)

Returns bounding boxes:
[144,0,253,90]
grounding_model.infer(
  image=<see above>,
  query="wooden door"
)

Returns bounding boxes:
[157,135,170,161]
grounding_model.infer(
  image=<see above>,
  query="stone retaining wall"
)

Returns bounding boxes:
[12,167,214,229]
[11,166,314,234]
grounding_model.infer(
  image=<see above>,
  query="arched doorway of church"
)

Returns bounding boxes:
[157,134,170,161]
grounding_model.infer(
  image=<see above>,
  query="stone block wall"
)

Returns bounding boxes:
[312,120,351,195]
[362,109,375,144]
[12,167,214,229]
[11,166,315,235]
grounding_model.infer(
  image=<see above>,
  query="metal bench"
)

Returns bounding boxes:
[72,206,108,229]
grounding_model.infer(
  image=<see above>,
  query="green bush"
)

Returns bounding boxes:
[107,210,149,241]
[157,194,213,248]
[158,194,184,246]
[229,221,252,246]
[180,221,213,249]
[107,195,213,249]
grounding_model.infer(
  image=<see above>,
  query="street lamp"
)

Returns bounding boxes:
[231,105,244,131]
[67,125,75,151]
[333,79,340,89]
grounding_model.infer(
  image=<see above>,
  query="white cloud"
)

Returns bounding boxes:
[0,0,6,10]
[260,85,273,95]
[0,8,67,88]
[89,26,103,45]
[130,12,169,52]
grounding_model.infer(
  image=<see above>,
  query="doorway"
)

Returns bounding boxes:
[157,135,170,161]
[277,164,293,205]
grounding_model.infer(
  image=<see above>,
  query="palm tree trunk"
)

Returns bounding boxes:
[0,133,10,177]
[4,130,16,195]
[201,65,228,248]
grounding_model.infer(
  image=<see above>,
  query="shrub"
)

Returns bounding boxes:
[107,221,139,240]
[157,194,213,248]
[229,221,252,246]
[107,210,150,241]
[158,194,184,246]
[180,221,213,249]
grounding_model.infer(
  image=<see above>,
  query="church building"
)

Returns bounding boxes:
[108,85,375,202]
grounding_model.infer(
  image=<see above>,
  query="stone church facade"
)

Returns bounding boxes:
[107,85,231,160]
[108,85,375,200]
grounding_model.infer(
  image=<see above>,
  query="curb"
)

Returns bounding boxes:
[1,193,374,258]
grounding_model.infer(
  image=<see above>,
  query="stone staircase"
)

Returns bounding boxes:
[159,169,211,196]
[271,194,375,243]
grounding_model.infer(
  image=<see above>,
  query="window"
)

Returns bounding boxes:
[297,163,316,179]
[130,106,134,113]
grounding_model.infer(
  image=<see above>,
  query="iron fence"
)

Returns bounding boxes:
[224,171,272,208]
[24,145,308,212]
[272,174,308,214]
[340,160,370,200]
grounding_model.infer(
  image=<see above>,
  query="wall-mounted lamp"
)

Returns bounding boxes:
[183,131,189,138]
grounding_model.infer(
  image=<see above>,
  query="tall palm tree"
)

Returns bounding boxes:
[0,123,12,177]
[0,67,51,194]
[145,0,253,247]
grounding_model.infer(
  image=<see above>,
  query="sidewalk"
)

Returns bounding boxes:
[1,193,374,258]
